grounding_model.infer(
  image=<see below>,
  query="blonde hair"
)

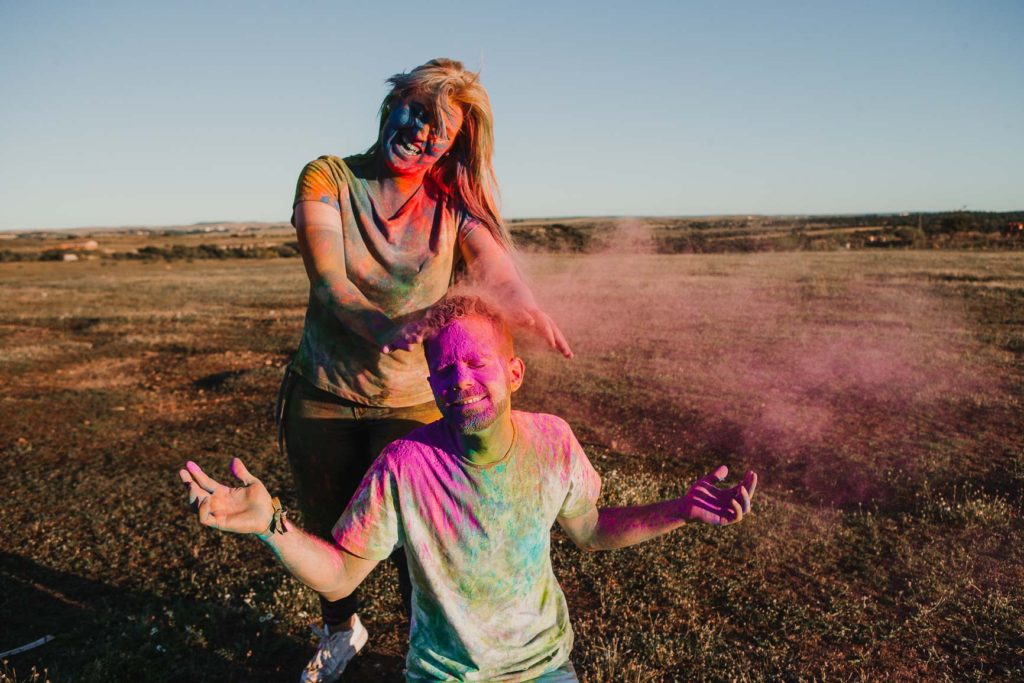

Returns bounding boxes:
[357,58,512,250]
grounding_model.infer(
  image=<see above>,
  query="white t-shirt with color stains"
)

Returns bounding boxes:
[332,411,601,682]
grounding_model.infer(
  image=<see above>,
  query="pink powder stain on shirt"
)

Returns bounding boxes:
[400,438,484,545]
[334,412,596,680]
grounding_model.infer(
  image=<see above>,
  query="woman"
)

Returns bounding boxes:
[278,58,572,682]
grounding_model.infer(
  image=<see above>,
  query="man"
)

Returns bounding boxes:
[179,295,757,682]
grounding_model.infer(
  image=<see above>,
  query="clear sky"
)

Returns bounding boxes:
[1,0,1021,231]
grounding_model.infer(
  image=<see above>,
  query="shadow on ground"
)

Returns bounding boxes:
[0,551,404,682]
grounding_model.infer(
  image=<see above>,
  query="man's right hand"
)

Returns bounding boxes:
[179,458,274,535]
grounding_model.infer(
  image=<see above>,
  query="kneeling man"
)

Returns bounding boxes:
[179,295,757,682]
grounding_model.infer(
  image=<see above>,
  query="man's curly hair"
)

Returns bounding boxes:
[418,293,513,356]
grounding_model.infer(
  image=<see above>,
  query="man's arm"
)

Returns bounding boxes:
[179,458,379,601]
[557,466,756,552]
[257,516,378,602]
[294,201,396,350]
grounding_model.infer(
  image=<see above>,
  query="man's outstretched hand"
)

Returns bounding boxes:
[681,466,757,526]
[178,458,274,535]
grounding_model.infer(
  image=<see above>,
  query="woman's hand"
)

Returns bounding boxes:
[381,295,574,358]
[680,466,757,526]
[505,301,574,358]
[460,228,574,358]
[179,458,274,535]
[381,317,429,355]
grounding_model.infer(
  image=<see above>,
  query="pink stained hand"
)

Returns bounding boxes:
[514,305,574,359]
[178,458,275,535]
[382,306,574,358]
[681,466,758,526]
[381,319,428,355]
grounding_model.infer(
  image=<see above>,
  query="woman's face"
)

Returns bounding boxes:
[380,95,464,178]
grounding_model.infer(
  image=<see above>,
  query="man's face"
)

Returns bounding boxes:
[380,95,464,177]
[426,317,523,434]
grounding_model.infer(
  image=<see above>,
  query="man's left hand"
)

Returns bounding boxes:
[680,466,757,526]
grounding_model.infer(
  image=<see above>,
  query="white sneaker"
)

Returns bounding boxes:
[299,615,369,683]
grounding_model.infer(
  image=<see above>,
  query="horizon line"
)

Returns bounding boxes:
[5,208,1024,234]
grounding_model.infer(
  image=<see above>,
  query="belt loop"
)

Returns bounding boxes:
[274,366,297,456]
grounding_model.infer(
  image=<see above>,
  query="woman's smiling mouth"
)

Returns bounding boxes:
[394,131,425,157]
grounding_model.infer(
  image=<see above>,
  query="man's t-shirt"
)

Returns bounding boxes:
[332,411,602,682]
[291,155,480,407]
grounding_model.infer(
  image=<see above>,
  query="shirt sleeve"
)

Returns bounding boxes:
[292,156,342,214]
[558,424,602,518]
[457,212,485,244]
[331,451,403,561]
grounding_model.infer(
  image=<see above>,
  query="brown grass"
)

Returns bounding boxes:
[1,251,1022,682]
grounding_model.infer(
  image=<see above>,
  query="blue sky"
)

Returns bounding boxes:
[1,0,1021,231]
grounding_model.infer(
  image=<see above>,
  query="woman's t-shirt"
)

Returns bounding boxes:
[291,155,479,407]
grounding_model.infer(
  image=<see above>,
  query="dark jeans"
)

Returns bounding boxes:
[276,369,441,626]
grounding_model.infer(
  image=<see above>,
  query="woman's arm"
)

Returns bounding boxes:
[293,201,396,350]
[460,228,574,358]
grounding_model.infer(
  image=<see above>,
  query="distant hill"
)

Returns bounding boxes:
[507,212,1024,253]
[2,212,1022,263]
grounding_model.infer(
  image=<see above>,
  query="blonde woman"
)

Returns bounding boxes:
[278,58,572,682]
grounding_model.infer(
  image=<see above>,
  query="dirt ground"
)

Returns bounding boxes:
[1,251,1022,682]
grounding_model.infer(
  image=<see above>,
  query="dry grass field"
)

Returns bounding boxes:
[1,249,1022,681]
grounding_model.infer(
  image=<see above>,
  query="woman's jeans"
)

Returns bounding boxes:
[276,369,442,625]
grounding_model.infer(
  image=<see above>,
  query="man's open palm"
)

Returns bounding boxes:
[179,458,273,535]
[681,466,757,526]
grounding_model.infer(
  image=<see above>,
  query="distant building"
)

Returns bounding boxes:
[57,240,99,251]
[865,233,911,248]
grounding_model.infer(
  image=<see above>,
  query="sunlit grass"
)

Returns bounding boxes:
[1,252,1022,681]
